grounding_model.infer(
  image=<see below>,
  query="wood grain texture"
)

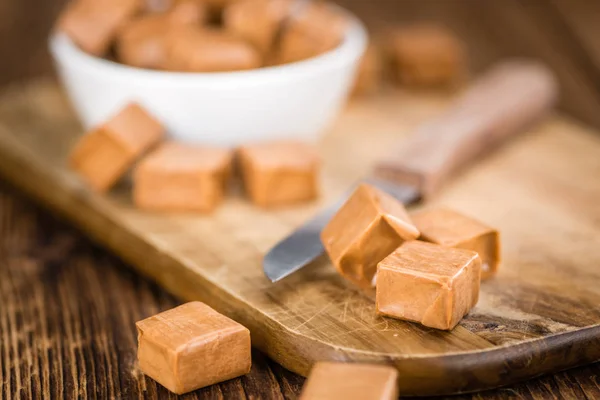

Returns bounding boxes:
[0,184,305,399]
[550,0,600,75]
[0,0,67,86]
[0,180,598,400]
[0,81,598,396]
[336,0,600,130]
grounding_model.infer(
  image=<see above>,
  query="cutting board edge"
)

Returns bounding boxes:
[0,121,599,396]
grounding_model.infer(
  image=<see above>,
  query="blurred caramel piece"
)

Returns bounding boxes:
[116,15,170,69]
[273,2,348,64]
[165,27,262,72]
[202,0,244,16]
[238,141,319,208]
[145,0,171,13]
[133,142,232,212]
[386,24,466,87]
[167,0,208,24]
[117,1,205,69]
[300,362,398,400]
[58,0,142,56]
[411,208,500,280]
[352,43,383,96]
[136,302,251,395]
[321,184,420,288]
[144,0,208,17]
[376,241,481,330]
[224,0,293,56]
[69,104,164,192]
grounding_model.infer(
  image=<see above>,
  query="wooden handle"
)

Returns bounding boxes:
[374,60,558,199]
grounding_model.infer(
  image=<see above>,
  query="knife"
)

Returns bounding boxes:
[264,60,558,282]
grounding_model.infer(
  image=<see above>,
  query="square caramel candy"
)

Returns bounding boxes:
[272,2,348,65]
[300,362,398,400]
[144,0,171,13]
[411,208,500,280]
[352,43,383,96]
[199,0,243,16]
[165,27,261,72]
[168,0,208,25]
[238,141,320,208]
[376,241,481,330]
[136,301,251,395]
[133,142,233,212]
[116,1,206,70]
[320,184,420,288]
[116,15,171,69]
[144,0,207,16]
[58,0,142,56]
[224,0,293,56]
[385,24,467,87]
[69,104,164,192]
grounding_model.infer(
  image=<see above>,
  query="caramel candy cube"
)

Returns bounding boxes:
[386,24,466,87]
[411,208,500,280]
[58,0,142,56]
[69,104,164,192]
[133,142,232,212]
[144,0,208,17]
[224,0,293,56]
[376,241,481,330]
[136,302,251,395]
[165,27,261,72]
[300,362,398,400]
[273,2,348,64]
[238,141,319,208]
[201,0,244,16]
[321,184,420,288]
[167,0,208,25]
[116,15,171,69]
[352,43,383,96]
[116,1,205,70]
[144,0,171,13]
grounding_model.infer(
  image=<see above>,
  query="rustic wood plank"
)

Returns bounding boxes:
[2,2,600,397]
[0,0,66,86]
[0,187,295,400]
[0,81,598,396]
[336,0,600,130]
[0,173,599,398]
[493,0,600,128]
[550,0,600,73]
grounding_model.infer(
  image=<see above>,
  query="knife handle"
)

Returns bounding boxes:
[374,60,558,199]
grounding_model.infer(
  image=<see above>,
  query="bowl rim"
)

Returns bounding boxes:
[49,7,368,84]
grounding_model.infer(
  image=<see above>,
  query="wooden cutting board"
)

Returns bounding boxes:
[0,80,599,397]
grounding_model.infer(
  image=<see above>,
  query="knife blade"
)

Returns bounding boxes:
[264,178,419,282]
[264,60,558,282]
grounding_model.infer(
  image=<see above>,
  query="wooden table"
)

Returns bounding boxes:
[0,182,599,399]
[1,1,600,399]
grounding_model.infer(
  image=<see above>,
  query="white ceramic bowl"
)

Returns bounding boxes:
[49,10,367,146]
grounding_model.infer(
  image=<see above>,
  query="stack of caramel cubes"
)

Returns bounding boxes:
[69,103,321,212]
[321,184,499,330]
[353,24,468,96]
[57,0,348,72]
